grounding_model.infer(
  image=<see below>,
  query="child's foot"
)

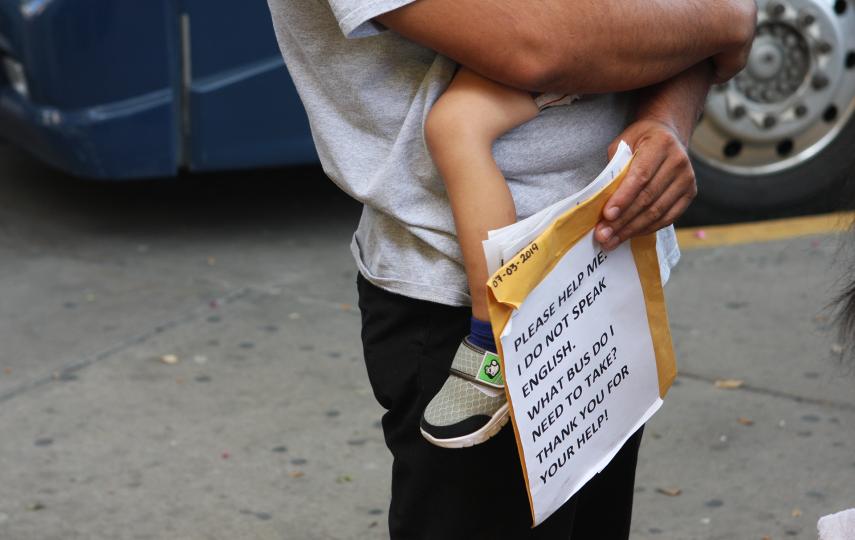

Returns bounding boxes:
[420,337,509,448]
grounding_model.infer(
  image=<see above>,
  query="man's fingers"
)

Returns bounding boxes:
[597,143,690,244]
[607,153,682,232]
[596,121,697,248]
[595,143,666,242]
[637,194,695,237]
[613,150,695,226]
[602,177,695,249]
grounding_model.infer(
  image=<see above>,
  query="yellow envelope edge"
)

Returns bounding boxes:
[630,235,678,398]
[483,291,532,523]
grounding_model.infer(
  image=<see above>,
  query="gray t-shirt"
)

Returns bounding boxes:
[267,0,680,306]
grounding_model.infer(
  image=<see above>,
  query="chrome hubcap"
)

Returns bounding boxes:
[691,0,855,176]
[736,24,809,103]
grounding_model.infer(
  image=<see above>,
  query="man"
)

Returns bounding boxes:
[267,0,756,537]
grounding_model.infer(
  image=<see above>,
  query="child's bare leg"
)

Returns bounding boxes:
[425,67,538,321]
[419,68,539,448]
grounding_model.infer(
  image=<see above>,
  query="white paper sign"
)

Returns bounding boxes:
[499,230,662,525]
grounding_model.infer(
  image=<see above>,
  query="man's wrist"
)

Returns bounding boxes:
[633,61,716,145]
[637,110,697,147]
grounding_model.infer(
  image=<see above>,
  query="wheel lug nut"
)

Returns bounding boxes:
[762,115,777,128]
[812,73,829,89]
[767,1,786,17]
[816,41,832,54]
[795,103,808,117]
[731,105,747,119]
[798,10,816,27]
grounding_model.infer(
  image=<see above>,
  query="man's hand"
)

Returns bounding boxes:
[594,120,696,249]
[594,60,716,249]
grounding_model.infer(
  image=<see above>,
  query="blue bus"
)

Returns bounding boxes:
[0,0,316,179]
[1,0,853,210]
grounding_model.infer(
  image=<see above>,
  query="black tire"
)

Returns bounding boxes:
[690,107,855,212]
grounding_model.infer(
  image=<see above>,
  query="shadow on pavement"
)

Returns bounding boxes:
[0,143,362,238]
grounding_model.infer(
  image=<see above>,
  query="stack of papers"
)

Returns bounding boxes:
[482,141,632,274]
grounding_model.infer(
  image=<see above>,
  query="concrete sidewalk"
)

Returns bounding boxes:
[0,149,852,539]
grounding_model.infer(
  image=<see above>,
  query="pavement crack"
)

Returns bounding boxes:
[678,371,855,411]
[0,287,251,405]
[0,280,357,405]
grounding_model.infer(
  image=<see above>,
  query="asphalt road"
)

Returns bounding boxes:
[0,145,853,540]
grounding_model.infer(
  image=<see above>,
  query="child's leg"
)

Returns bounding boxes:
[420,68,539,448]
[425,67,539,323]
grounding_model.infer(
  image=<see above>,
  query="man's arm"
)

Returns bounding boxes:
[594,61,716,249]
[376,0,755,94]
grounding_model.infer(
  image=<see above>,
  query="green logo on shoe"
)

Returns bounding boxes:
[477,352,504,386]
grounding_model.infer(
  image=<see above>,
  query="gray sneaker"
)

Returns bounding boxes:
[420,337,510,448]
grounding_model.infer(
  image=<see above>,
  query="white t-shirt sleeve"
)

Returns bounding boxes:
[328,0,418,38]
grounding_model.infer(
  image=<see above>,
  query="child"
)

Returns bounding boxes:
[420,66,576,448]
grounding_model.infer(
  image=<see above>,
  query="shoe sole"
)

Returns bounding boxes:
[420,402,510,449]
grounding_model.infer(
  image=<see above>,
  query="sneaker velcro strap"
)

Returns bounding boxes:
[450,341,504,389]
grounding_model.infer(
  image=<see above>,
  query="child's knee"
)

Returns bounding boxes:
[425,97,470,151]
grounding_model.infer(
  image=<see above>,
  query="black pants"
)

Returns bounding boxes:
[357,274,642,540]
